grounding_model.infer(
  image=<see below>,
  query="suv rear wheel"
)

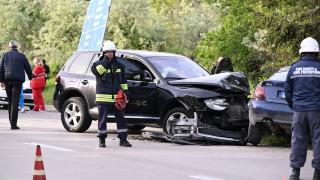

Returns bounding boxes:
[61,97,92,132]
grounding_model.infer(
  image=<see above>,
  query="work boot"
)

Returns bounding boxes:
[99,137,106,148]
[313,168,320,180]
[11,126,20,130]
[119,139,132,147]
[290,168,300,180]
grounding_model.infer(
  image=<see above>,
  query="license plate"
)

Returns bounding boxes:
[23,95,33,99]
[280,91,285,99]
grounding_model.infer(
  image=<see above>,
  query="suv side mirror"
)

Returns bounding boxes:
[143,70,153,81]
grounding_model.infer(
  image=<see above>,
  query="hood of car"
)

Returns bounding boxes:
[168,72,250,93]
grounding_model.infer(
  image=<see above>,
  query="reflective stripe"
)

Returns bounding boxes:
[96,94,114,98]
[33,72,45,76]
[96,65,106,75]
[120,84,128,90]
[96,98,116,102]
[98,129,108,134]
[35,156,43,161]
[33,170,45,175]
[96,94,117,102]
[291,74,320,79]
[104,69,121,73]
[33,76,45,80]
[117,129,128,133]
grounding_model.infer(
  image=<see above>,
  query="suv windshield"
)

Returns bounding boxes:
[147,56,209,79]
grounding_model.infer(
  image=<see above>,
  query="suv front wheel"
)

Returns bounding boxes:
[61,97,92,132]
[163,107,193,136]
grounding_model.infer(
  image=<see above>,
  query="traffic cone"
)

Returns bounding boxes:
[33,145,46,180]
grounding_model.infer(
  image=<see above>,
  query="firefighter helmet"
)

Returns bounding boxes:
[299,37,319,55]
[101,40,116,52]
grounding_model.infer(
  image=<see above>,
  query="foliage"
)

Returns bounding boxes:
[0,0,218,78]
[261,134,291,147]
[107,0,219,58]
[30,0,88,76]
[195,0,320,87]
[43,77,56,105]
[0,0,44,53]
[0,0,88,77]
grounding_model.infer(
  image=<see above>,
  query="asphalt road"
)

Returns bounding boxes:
[0,107,314,180]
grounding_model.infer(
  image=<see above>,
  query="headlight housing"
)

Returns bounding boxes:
[204,99,229,111]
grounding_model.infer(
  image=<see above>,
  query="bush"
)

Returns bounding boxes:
[43,78,55,105]
[261,134,291,147]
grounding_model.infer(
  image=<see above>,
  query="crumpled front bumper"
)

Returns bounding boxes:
[166,112,247,145]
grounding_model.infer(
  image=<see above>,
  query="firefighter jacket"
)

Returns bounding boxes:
[91,56,129,105]
[284,55,320,112]
[31,65,46,89]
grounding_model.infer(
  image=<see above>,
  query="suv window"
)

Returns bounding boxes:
[68,53,93,74]
[117,57,144,81]
[88,54,143,81]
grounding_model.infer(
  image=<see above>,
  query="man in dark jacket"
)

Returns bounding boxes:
[0,40,32,129]
[285,37,320,180]
[91,40,132,148]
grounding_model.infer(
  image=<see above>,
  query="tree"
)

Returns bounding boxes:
[0,0,44,54]
[31,0,87,73]
[194,0,320,87]
[107,0,219,58]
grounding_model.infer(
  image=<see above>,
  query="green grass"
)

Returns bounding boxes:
[261,134,291,147]
[43,78,56,105]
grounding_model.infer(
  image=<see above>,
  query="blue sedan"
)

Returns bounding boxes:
[247,67,293,145]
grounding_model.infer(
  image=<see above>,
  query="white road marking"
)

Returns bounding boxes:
[25,142,75,152]
[189,175,224,180]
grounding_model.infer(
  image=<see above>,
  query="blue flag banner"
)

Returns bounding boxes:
[77,0,112,51]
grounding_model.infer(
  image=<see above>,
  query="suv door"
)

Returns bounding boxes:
[116,55,158,121]
[63,53,94,90]
[79,53,99,111]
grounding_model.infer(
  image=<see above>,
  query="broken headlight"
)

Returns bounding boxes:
[204,99,229,111]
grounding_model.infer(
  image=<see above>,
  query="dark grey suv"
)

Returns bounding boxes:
[53,50,250,144]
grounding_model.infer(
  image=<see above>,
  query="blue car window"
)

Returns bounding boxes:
[268,71,288,81]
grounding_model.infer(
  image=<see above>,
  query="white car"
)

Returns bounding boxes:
[0,75,34,110]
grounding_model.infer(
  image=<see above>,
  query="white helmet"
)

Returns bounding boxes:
[101,40,116,52]
[299,37,319,55]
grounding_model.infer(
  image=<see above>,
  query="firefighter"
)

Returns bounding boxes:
[284,37,320,180]
[91,40,132,148]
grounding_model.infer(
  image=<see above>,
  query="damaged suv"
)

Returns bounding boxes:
[53,50,250,144]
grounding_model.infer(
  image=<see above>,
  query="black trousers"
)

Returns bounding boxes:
[97,104,128,140]
[4,81,22,127]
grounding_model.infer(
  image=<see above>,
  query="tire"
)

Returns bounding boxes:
[29,106,34,110]
[247,123,262,146]
[127,125,146,131]
[162,107,193,136]
[61,97,92,132]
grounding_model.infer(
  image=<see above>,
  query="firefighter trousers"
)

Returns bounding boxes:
[290,110,320,170]
[97,104,128,140]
